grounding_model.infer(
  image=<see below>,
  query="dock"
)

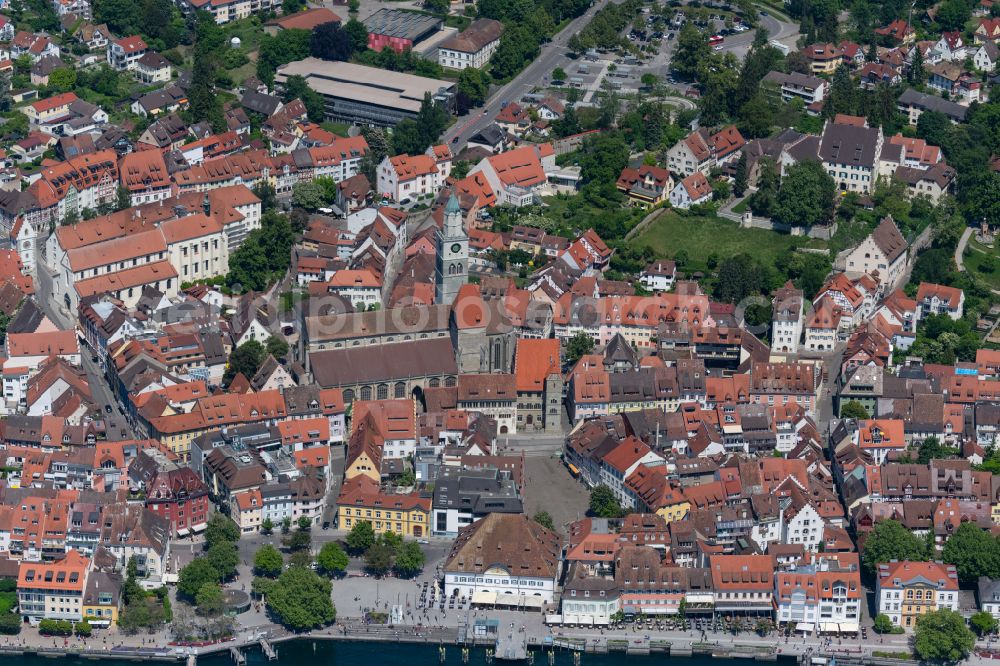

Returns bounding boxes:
[229,647,246,666]
[494,631,528,661]
[259,639,277,661]
[187,654,197,666]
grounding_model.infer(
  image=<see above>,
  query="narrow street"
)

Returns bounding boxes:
[34,256,134,434]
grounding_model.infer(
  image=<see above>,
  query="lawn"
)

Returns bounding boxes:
[731,199,748,214]
[630,209,827,272]
[321,122,352,137]
[963,238,1000,290]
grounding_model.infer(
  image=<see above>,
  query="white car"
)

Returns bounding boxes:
[713,45,724,50]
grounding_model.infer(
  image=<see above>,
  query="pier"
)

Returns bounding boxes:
[494,630,528,661]
[187,654,197,666]
[259,639,277,661]
[229,647,246,666]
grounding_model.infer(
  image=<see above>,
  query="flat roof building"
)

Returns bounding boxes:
[363,9,442,52]
[275,58,455,126]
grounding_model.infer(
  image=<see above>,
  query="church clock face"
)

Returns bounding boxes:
[451,243,462,253]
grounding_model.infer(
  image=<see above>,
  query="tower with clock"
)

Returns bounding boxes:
[436,193,468,306]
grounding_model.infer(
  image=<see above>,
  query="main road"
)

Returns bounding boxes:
[441,0,621,146]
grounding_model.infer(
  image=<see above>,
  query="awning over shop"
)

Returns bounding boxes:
[839,622,860,633]
[521,595,544,609]
[795,622,815,632]
[176,528,190,536]
[472,590,497,605]
[819,623,840,633]
[190,522,207,532]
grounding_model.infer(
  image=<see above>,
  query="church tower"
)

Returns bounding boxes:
[436,194,468,306]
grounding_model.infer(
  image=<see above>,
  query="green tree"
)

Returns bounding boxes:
[942,522,1000,584]
[343,18,369,52]
[252,182,278,212]
[316,542,349,577]
[917,436,959,464]
[257,29,312,85]
[972,611,999,637]
[0,612,21,634]
[415,93,448,150]
[772,160,837,227]
[553,67,567,81]
[457,67,491,108]
[393,541,426,578]
[310,21,354,61]
[673,23,709,79]
[281,74,326,122]
[873,613,895,633]
[861,519,929,576]
[365,540,394,576]
[195,582,225,616]
[284,529,312,552]
[289,549,314,569]
[936,0,970,32]
[910,45,925,84]
[840,400,870,419]
[554,104,582,137]
[177,557,220,600]
[205,512,240,549]
[379,530,403,554]
[532,511,555,530]
[738,94,774,138]
[206,541,239,580]
[914,609,975,662]
[254,545,284,578]
[824,65,857,118]
[264,336,290,361]
[122,556,144,605]
[491,25,540,79]
[223,339,267,386]
[361,125,391,164]
[578,133,630,202]
[733,152,749,197]
[297,516,313,531]
[589,485,623,518]
[346,520,376,554]
[48,67,77,92]
[564,332,595,366]
[74,620,91,637]
[391,119,425,156]
[188,12,226,132]
[714,254,770,303]
[266,566,336,631]
[748,158,779,217]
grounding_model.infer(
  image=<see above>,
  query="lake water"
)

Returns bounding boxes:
[11,640,788,666]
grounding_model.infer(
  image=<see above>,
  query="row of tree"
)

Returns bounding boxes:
[861,518,1000,587]
[344,520,426,577]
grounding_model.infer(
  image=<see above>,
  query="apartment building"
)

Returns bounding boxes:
[876,560,959,630]
[17,550,90,623]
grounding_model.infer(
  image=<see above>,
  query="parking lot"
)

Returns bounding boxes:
[522,455,591,532]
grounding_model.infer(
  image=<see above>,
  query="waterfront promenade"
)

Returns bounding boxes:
[0,609,986,665]
[0,552,992,665]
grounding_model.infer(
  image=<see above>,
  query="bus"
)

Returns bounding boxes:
[708,34,724,47]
